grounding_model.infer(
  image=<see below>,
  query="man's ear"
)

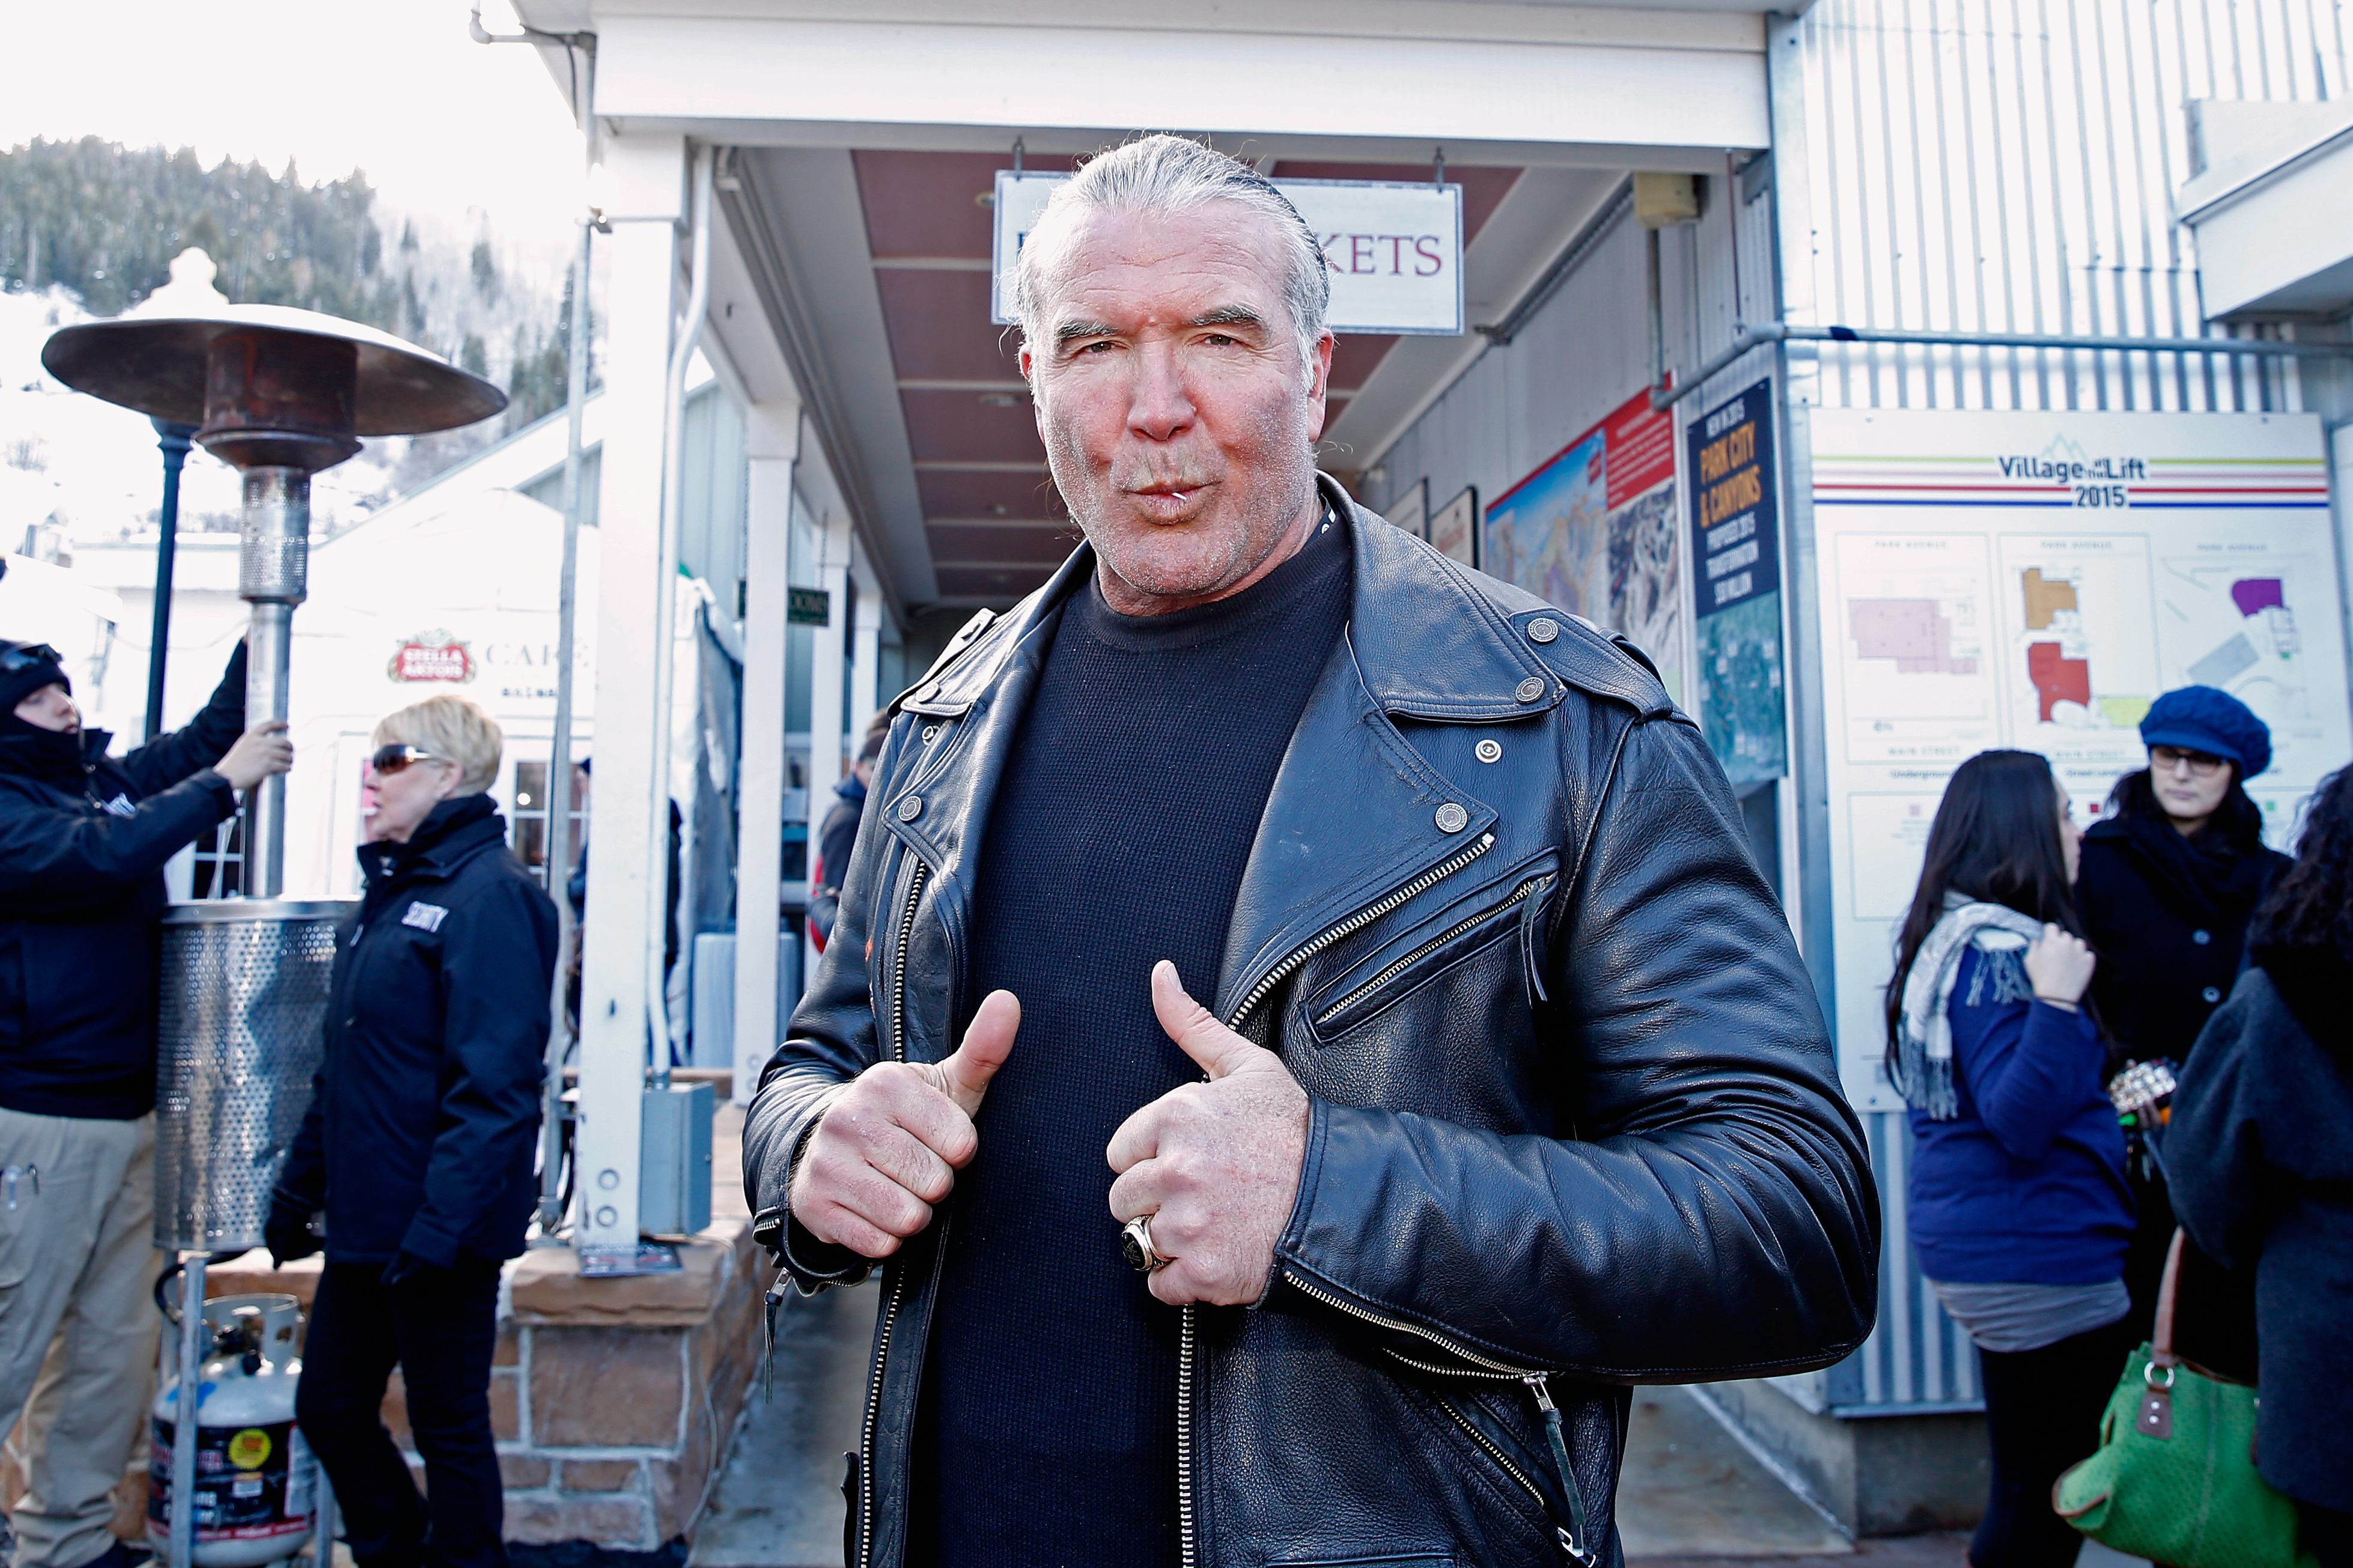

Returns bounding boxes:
[1304,330,1335,441]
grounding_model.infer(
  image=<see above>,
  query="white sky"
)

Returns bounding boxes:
[0,1,585,251]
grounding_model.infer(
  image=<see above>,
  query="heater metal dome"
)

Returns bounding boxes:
[41,304,507,436]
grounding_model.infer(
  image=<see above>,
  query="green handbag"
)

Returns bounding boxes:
[2055,1232,2315,1568]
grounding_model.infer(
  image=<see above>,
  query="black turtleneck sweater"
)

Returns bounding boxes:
[906,509,1353,1567]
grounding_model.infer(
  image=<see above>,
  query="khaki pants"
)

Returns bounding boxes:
[0,1109,158,1568]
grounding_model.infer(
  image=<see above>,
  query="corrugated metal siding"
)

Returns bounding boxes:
[1791,0,2347,417]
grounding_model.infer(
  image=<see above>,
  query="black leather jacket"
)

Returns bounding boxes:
[746,481,1880,1568]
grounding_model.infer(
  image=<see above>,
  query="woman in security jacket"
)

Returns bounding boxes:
[2168,761,2353,1567]
[2076,685,2288,1345]
[269,694,555,1568]
[0,636,287,1568]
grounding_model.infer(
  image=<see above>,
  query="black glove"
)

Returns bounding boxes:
[380,1250,442,1289]
[264,1202,321,1268]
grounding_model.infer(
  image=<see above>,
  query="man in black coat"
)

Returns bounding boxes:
[0,637,290,1568]
[269,694,556,1568]
[746,138,1876,1568]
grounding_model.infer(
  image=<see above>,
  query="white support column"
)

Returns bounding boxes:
[807,511,852,798]
[574,133,685,1248]
[849,564,881,746]
[734,401,801,1108]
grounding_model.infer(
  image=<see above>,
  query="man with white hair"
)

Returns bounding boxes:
[746,136,1878,1568]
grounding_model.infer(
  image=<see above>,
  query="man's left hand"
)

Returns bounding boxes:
[1107,961,1309,1307]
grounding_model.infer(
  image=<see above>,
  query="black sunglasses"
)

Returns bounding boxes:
[368,744,443,776]
[0,643,61,675]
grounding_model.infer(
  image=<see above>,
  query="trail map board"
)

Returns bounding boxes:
[1811,408,2345,1109]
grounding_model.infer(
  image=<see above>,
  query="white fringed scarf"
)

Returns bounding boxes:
[1895,894,2045,1119]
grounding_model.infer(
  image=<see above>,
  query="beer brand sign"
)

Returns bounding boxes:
[388,630,476,684]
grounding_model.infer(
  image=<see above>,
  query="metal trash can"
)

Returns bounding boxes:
[154,901,356,1253]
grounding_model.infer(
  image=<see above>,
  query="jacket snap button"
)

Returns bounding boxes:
[1514,676,1546,703]
[897,795,924,822]
[2192,929,2210,944]
[923,682,943,701]
[1527,617,1559,644]
[921,725,940,743]
[1475,738,1502,764]
[2202,986,2221,1003]
[1434,803,1469,834]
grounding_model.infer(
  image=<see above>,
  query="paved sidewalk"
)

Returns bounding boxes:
[690,1280,878,1568]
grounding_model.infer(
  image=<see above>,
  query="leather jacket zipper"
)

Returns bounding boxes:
[860,854,929,1568]
[1228,833,1496,1033]
[1315,873,1551,1029]
[1283,1271,1596,1565]
[1172,831,1496,1568]
[1434,1391,1547,1509]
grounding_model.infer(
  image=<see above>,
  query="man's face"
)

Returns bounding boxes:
[1021,203,1333,612]
[13,684,78,735]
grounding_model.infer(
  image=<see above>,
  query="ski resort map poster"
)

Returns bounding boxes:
[1484,388,1686,705]
[1811,407,2342,1109]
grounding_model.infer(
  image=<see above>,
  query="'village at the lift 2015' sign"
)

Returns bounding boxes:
[991,171,1466,336]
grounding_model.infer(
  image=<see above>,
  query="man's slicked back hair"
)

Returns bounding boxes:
[1013,135,1331,382]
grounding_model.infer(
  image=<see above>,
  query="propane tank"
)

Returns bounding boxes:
[147,1292,314,1567]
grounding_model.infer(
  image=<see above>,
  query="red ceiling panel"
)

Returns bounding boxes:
[1327,336,1396,392]
[925,523,1084,567]
[916,467,1065,520]
[853,149,1077,260]
[899,388,1046,464]
[874,269,1025,384]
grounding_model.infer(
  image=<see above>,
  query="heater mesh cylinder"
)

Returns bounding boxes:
[154,902,354,1254]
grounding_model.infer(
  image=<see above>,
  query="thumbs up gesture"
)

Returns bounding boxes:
[789,989,1021,1257]
[1107,962,1310,1306]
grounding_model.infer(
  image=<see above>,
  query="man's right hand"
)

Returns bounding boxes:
[215,720,294,792]
[788,989,1020,1257]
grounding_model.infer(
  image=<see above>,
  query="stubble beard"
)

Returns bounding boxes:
[1044,403,1317,607]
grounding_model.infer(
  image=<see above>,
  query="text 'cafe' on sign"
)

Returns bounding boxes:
[991,171,1465,336]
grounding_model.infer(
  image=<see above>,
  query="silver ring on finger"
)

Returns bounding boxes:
[1120,1213,1170,1274]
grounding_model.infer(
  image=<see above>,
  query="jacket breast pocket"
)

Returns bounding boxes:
[1304,859,1557,1045]
[1294,860,1558,1131]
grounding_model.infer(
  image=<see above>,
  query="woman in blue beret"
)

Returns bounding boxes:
[2075,684,2288,1354]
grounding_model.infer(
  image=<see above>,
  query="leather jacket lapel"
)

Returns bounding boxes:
[875,553,1085,1051]
[1211,633,1500,1027]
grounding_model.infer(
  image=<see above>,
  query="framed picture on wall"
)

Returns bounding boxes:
[1385,477,1429,539]
[1430,485,1479,567]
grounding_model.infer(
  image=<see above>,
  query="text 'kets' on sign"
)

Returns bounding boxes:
[990,171,1466,336]
[787,587,832,627]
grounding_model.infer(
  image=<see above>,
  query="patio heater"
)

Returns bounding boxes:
[41,308,502,1568]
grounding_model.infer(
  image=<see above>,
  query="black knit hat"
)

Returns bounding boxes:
[0,641,69,714]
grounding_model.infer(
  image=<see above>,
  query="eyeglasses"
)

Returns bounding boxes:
[2150,744,2227,777]
[0,643,61,674]
[368,744,444,776]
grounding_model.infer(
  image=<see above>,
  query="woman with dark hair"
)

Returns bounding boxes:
[1889,750,2134,1567]
[2075,685,2288,1341]
[2166,766,2353,1567]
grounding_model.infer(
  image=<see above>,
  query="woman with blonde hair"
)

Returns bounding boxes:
[268,693,556,1568]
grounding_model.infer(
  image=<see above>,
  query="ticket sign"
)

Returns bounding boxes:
[991,171,1465,335]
